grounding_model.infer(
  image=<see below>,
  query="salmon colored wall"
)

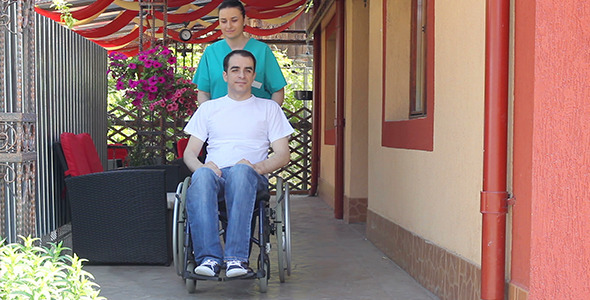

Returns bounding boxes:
[343,0,369,198]
[367,0,486,263]
[526,0,590,298]
[511,0,535,290]
[319,145,335,208]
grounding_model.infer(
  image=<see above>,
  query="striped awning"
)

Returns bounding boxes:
[35,0,310,56]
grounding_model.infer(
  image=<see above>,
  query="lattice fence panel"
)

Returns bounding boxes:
[108,107,189,165]
[270,106,312,192]
[107,104,312,192]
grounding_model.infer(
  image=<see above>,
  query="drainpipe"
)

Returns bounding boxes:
[310,19,322,196]
[334,0,345,219]
[481,0,510,299]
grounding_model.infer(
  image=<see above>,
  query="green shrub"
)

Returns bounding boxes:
[0,236,104,300]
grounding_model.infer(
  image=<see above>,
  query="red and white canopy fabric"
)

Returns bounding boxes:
[35,0,309,56]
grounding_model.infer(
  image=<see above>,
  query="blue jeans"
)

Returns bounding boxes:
[186,164,268,265]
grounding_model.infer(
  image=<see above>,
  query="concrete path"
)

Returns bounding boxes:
[85,196,438,300]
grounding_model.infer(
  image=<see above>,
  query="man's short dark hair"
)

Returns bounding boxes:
[223,50,257,72]
[218,0,246,18]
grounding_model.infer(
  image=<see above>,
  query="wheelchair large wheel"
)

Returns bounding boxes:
[275,177,287,283]
[283,181,292,276]
[173,176,191,276]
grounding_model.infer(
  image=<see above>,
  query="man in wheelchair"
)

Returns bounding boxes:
[182,50,294,278]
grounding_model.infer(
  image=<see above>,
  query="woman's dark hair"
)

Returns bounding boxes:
[223,50,257,72]
[218,0,246,18]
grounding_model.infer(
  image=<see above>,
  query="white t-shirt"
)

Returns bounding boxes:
[184,95,294,169]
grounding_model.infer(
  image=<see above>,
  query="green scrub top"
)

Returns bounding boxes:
[193,38,287,100]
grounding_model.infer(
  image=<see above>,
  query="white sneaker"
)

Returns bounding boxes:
[194,259,220,277]
[225,260,248,278]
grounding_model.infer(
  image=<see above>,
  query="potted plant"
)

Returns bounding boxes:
[108,46,199,164]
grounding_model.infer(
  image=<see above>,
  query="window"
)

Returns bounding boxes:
[410,0,427,117]
[382,0,434,151]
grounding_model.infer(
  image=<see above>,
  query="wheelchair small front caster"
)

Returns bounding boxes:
[186,262,197,293]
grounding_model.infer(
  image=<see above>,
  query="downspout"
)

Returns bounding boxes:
[310,13,322,196]
[334,0,345,219]
[481,0,510,299]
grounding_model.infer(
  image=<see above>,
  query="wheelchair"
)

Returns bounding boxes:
[172,175,292,293]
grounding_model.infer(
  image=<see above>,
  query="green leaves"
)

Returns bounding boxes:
[50,0,77,29]
[0,236,104,300]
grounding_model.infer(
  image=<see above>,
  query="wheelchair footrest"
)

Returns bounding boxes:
[224,270,258,281]
[186,273,223,281]
[184,269,258,281]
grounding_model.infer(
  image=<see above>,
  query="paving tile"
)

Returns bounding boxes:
[86,196,438,300]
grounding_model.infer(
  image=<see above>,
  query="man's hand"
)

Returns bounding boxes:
[202,161,222,177]
[236,136,290,175]
[236,159,263,174]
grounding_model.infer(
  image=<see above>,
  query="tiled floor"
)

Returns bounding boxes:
[85,196,438,300]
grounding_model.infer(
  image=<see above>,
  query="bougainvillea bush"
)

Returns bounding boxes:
[108,46,198,119]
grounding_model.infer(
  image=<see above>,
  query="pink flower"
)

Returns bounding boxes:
[128,63,137,69]
[161,48,171,56]
[152,61,162,68]
[144,61,153,68]
[167,57,177,64]
[158,76,166,84]
[109,52,127,60]
[129,80,139,88]
[147,85,158,93]
[136,92,145,99]
[115,80,125,90]
[148,76,159,85]
[132,98,141,107]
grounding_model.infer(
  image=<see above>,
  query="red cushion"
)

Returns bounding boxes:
[60,132,103,177]
[177,138,189,158]
[107,143,129,160]
[78,133,104,173]
[60,133,90,177]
